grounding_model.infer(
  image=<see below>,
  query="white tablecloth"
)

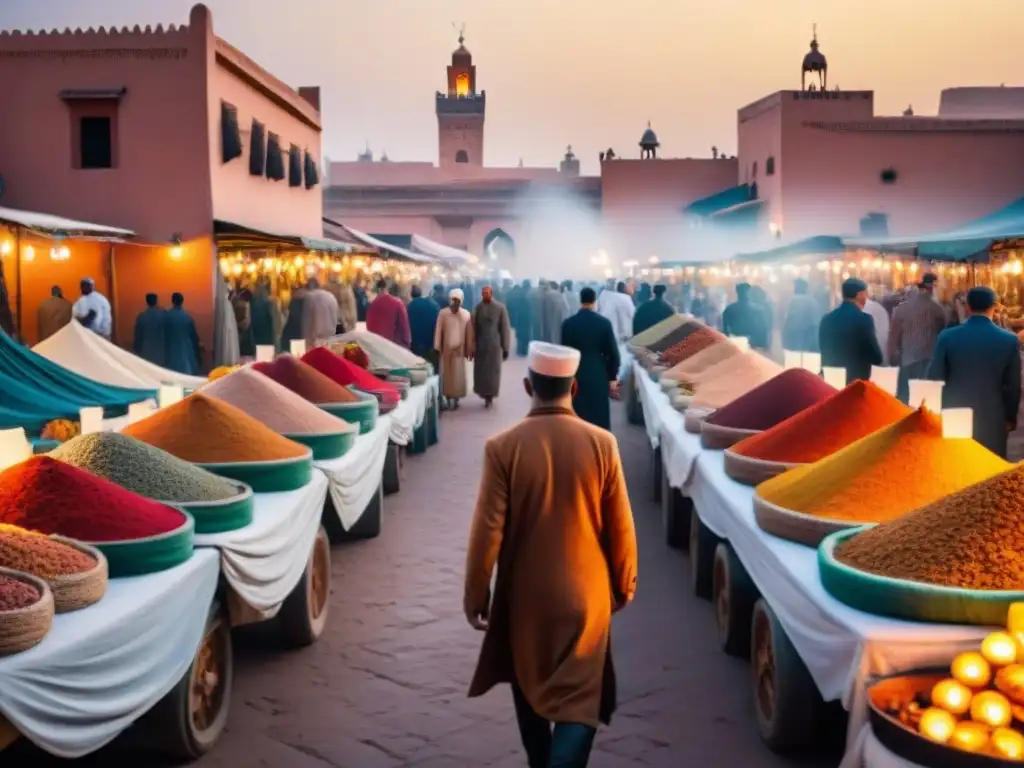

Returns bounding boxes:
[0,549,220,758]
[640,365,988,757]
[314,419,390,530]
[194,472,329,617]
[387,380,433,446]
[632,360,665,449]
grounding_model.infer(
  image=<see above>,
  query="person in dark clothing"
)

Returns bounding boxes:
[250,281,278,351]
[407,285,441,371]
[133,293,167,366]
[632,284,675,336]
[928,286,1021,458]
[560,287,620,431]
[165,292,202,374]
[353,280,370,322]
[634,282,652,308]
[749,285,774,351]
[782,278,822,352]
[819,277,883,383]
[281,287,307,347]
[511,279,535,356]
[722,282,769,349]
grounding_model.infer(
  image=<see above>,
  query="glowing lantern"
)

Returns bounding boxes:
[951,652,992,688]
[982,632,1020,667]
[931,679,973,715]
[970,691,1012,728]
[918,707,957,743]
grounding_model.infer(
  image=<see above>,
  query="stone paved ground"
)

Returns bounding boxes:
[15,355,838,767]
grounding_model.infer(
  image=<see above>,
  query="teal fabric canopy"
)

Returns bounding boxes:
[0,330,154,423]
[735,235,846,263]
[844,195,1024,262]
[684,184,753,217]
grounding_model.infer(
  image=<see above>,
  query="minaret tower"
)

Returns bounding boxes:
[436,25,485,167]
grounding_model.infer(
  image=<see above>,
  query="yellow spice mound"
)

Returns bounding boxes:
[756,408,1011,523]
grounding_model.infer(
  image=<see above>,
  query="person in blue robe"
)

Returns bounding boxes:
[164,292,202,374]
[560,286,620,431]
[511,279,534,356]
[407,285,441,371]
[133,293,167,366]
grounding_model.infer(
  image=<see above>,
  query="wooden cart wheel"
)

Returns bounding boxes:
[279,526,331,648]
[689,511,717,600]
[750,598,819,753]
[712,542,758,658]
[146,600,233,759]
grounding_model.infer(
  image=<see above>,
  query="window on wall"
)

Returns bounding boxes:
[455,150,469,163]
[65,95,120,170]
[751,160,758,179]
[765,156,776,176]
[80,118,113,168]
[455,73,470,97]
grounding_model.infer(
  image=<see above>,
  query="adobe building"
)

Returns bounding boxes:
[0,3,324,353]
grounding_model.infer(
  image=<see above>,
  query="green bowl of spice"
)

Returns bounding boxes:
[196,450,314,494]
[93,510,196,578]
[284,430,357,461]
[321,393,379,435]
[165,482,254,534]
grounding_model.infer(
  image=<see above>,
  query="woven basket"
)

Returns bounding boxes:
[752,494,862,547]
[0,568,54,656]
[684,408,714,434]
[819,529,1024,626]
[700,422,760,451]
[48,536,108,613]
[723,450,802,486]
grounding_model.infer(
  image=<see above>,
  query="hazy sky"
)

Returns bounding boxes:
[2,1,1019,173]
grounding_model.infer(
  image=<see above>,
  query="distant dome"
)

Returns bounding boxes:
[639,125,660,148]
[452,40,471,65]
[802,39,827,72]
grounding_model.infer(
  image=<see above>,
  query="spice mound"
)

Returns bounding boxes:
[252,355,358,404]
[731,380,911,464]
[339,343,370,370]
[0,574,40,611]
[691,353,782,410]
[756,408,1011,523]
[50,432,242,502]
[0,524,96,579]
[629,314,689,349]
[644,320,705,354]
[302,347,399,402]
[705,369,836,431]
[0,456,186,541]
[202,366,355,436]
[835,464,1024,589]
[662,328,726,367]
[662,341,742,382]
[331,330,427,369]
[123,393,307,463]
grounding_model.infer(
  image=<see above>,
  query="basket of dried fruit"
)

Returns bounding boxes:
[0,567,54,656]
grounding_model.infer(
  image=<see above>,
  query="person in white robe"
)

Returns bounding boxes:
[434,288,474,409]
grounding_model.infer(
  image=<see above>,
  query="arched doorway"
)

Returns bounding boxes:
[483,228,515,265]
[454,150,469,163]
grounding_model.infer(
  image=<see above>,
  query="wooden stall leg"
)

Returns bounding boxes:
[383,442,401,496]
[651,445,663,503]
[626,369,644,426]
[689,511,718,600]
[279,526,331,648]
[661,471,692,550]
[323,482,384,543]
[713,542,759,658]
[145,599,233,759]
[750,598,821,754]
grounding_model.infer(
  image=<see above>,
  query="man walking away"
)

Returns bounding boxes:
[302,278,340,349]
[165,292,202,375]
[366,278,411,348]
[37,285,72,342]
[472,285,511,408]
[863,293,891,364]
[928,286,1021,458]
[889,273,947,403]
[819,277,883,384]
[561,287,621,431]
[722,282,768,350]
[781,278,821,352]
[632,283,675,336]
[133,293,167,366]
[464,340,637,768]
[407,285,440,371]
[433,288,473,410]
[598,281,635,344]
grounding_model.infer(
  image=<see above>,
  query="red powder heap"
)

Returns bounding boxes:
[706,369,837,431]
[0,456,186,542]
[302,348,399,405]
[253,356,358,404]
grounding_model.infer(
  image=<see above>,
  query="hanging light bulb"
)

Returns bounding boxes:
[0,241,10,256]
[263,257,274,270]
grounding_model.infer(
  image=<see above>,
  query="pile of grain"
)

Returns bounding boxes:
[756,408,1011,524]
[203,366,355,436]
[662,341,743,382]
[50,432,241,502]
[691,353,782,410]
[835,464,1024,589]
[629,314,690,348]
[662,328,726,366]
[123,393,307,463]
[644,320,706,354]
[731,380,911,464]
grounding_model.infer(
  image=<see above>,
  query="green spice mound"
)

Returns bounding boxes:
[50,432,242,503]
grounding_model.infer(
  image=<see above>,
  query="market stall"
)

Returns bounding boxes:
[315,417,390,541]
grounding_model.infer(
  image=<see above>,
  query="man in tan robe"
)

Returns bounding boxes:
[325,276,357,333]
[433,288,473,410]
[301,278,339,348]
[464,341,638,767]
[37,285,72,341]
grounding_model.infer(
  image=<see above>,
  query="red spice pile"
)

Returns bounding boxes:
[0,456,186,542]
[0,575,40,610]
[705,369,837,431]
[303,348,399,404]
[253,356,358,404]
[662,328,726,366]
[730,380,912,464]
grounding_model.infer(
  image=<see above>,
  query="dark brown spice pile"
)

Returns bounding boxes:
[0,574,41,611]
[835,464,1024,589]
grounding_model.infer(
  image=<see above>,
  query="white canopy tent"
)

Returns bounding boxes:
[329,223,435,264]
[0,206,135,239]
[410,234,479,266]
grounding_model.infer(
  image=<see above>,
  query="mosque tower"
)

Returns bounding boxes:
[436,26,485,168]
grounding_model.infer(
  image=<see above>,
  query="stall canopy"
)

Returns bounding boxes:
[735,235,846,263]
[844,195,1024,262]
[684,184,754,217]
[708,198,766,228]
[213,220,357,253]
[322,218,435,264]
[0,206,134,239]
[410,234,479,265]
